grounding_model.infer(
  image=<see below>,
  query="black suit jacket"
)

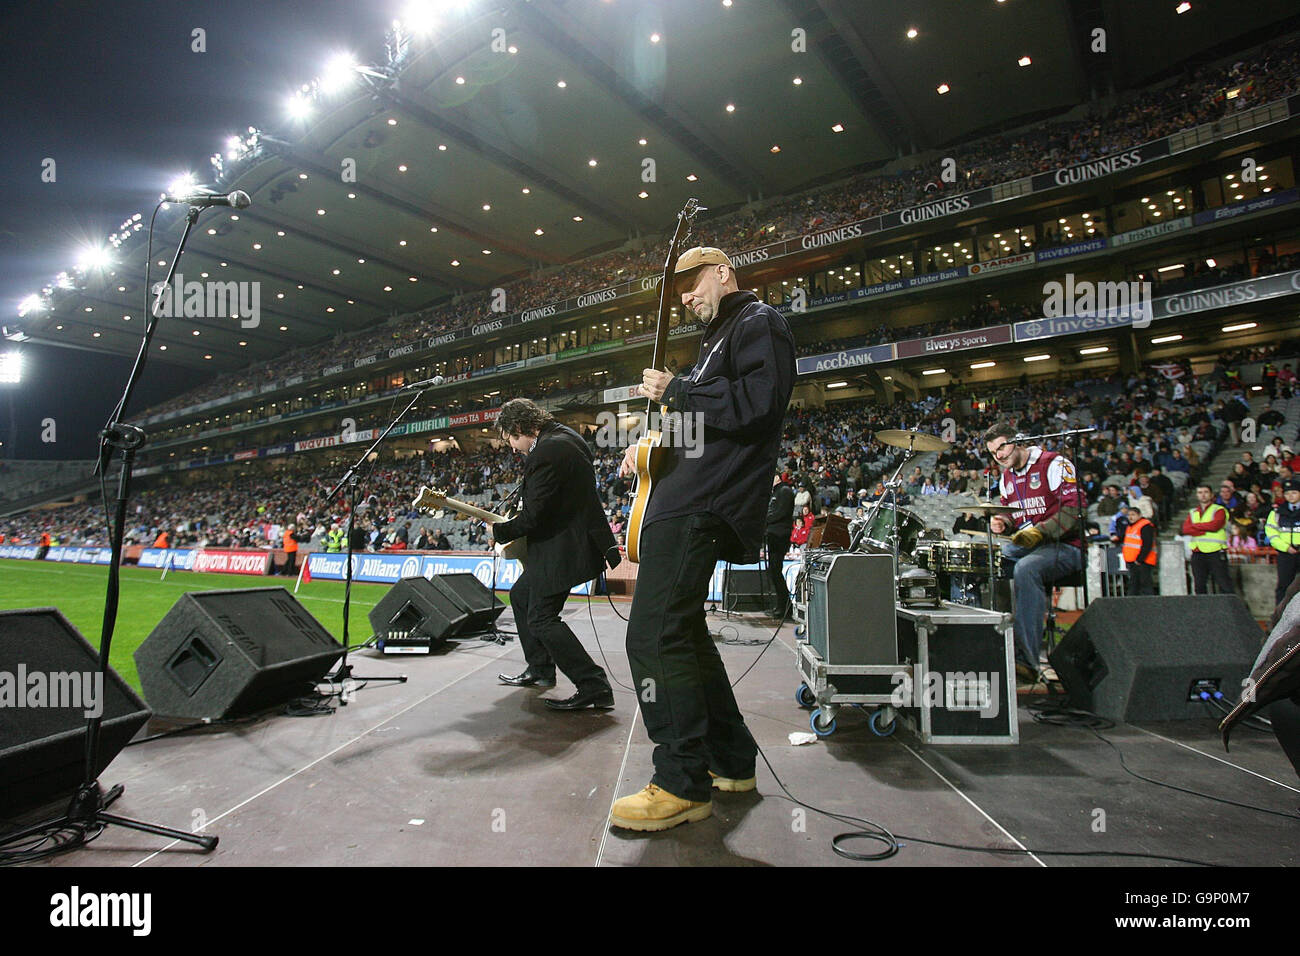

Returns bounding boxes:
[493,422,619,595]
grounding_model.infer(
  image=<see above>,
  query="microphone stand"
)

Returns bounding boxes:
[318,387,432,701]
[0,204,217,856]
[1010,427,1096,608]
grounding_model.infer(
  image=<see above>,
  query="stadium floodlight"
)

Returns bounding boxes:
[0,351,21,385]
[286,92,313,121]
[318,52,358,95]
[75,244,113,272]
[18,294,46,317]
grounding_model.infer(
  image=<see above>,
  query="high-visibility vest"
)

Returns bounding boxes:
[284,531,299,553]
[325,529,344,552]
[1188,504,1228,552]
[1122,517,1157,565]
[39,533,51,546]
[1265,506,1300,552]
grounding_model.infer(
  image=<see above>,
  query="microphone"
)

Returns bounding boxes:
[163,190,252,209]
[400,374,445,390]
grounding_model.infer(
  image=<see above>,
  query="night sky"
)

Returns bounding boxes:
[0,0,394,460]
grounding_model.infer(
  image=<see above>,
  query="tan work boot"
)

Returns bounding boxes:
[609,784,711,831]
[709,771,757,792]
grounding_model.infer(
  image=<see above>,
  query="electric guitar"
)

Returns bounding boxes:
[412,486,527,566]
[626,197,704,563]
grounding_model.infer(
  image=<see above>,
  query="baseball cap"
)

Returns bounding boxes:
[674,246,733,274]
[1283,477,1300,493]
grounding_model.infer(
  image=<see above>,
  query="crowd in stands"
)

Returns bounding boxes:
[133,33,1300,422]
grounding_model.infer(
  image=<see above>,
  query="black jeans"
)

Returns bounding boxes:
[1129,562,1155,595]
[765,532,791,611]
[626,514,757,802]
[1276,550,1299,606]
[510,570,608,692]
[1190,550,1234,594]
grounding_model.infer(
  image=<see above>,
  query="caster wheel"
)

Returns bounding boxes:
[796,683,816,709]
[870,709,897,737]
[810,709,836,737]
[794,624,805,638]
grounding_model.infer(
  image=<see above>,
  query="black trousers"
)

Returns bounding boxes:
[1190,550,1234,594]
[1266,696,1300,780]
[765,532,791,611]
[626,514,757,802]
[1129,562,1155,595]
[1276,550,1299,606]
[509,570,608,692]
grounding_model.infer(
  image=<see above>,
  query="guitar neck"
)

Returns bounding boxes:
[419,492,507,524]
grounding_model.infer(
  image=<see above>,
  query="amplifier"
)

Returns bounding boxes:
[806,552,897,665]
[895,603,1017,744]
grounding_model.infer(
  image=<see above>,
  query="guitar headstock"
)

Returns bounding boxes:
[412,485,447,513]
[674,197,706,254]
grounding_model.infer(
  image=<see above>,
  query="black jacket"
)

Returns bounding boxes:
[648,290,796,562]
[493,422,619,595]
[766,481,795,536]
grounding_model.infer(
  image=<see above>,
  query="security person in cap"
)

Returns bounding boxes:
[1181,484,1233,594]
[615,245,795,831]
[325,523,345,553]
[1264,476,1300,605]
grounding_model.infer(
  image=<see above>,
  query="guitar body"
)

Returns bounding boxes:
[625,196,703,564]
[412,486,526,567]
[626,428,664,564]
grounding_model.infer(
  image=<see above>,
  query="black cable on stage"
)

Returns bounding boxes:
[1028,694,1297,819]
[0,821,105,866]
[125,714,261,747]
[1206,693,1272,731]
[589,572,634,692]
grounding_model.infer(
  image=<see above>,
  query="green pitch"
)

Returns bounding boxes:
[0,559,411,693]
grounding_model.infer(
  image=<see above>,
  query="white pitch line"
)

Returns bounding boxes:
[898,741,1047,867]
[594,706,640,868]
[1129,725,1300,794]
[131,641,515,867]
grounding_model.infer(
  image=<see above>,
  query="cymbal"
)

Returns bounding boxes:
[875,429,951,453]
[956,502,1017,514]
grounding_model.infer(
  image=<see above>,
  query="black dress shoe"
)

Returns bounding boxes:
[544,686,615,710]
[499,668,556,688]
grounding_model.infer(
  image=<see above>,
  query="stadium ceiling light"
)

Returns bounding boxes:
[831,123,844,133]
[686,173,698,181]
[534,228,544,235]
[826,381,848,389]
[557,80,567,88]
[1018,56,1032,67]
[725,103,735,113]
[573,215,583,222]
[455,76,466,85]
[1156,264,1184,273]
[1079,346,1109,355]
[770,145,781,153]
[1205,257,1217,267]
[970,361,996,369]
[1176,2,1192,13]
[1221,322,1256,332]
[451,259,460,266]
[650,33,660,43]
[587,158,598,167]
[1023,354,1051,362]
[906,27,918,39]
[936,83,950,94]
[638,138,647,146]
[792,76,802,85]
[638,191,649,198]
[921,368,946,376]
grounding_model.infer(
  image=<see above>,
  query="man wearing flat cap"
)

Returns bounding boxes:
[614,245,795,831]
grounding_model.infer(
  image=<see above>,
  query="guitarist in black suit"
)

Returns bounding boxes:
[490,398,620,710]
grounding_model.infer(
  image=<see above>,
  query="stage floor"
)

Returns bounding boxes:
[18,601,1299,868]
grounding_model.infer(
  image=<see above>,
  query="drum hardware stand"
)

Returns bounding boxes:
[320,387,436,701]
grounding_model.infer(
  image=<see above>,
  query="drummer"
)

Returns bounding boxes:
[983,421,1085,681]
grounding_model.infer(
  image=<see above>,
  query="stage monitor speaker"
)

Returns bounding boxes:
[807,552,897,664]
[1048,595,1261,722]
[369,576,470,652]
[723,568,770,613]
[0,608,152,814]
[134,587,344,720]
[429,573,505,632]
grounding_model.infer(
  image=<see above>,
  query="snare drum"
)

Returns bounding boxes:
[933,539,994,574]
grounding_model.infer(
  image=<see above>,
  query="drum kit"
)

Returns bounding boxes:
[795,428,1019,611]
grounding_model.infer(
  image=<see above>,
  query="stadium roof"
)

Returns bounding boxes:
[10,0,1300,371]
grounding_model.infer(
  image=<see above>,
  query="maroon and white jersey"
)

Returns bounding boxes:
[999,446,1082,538]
